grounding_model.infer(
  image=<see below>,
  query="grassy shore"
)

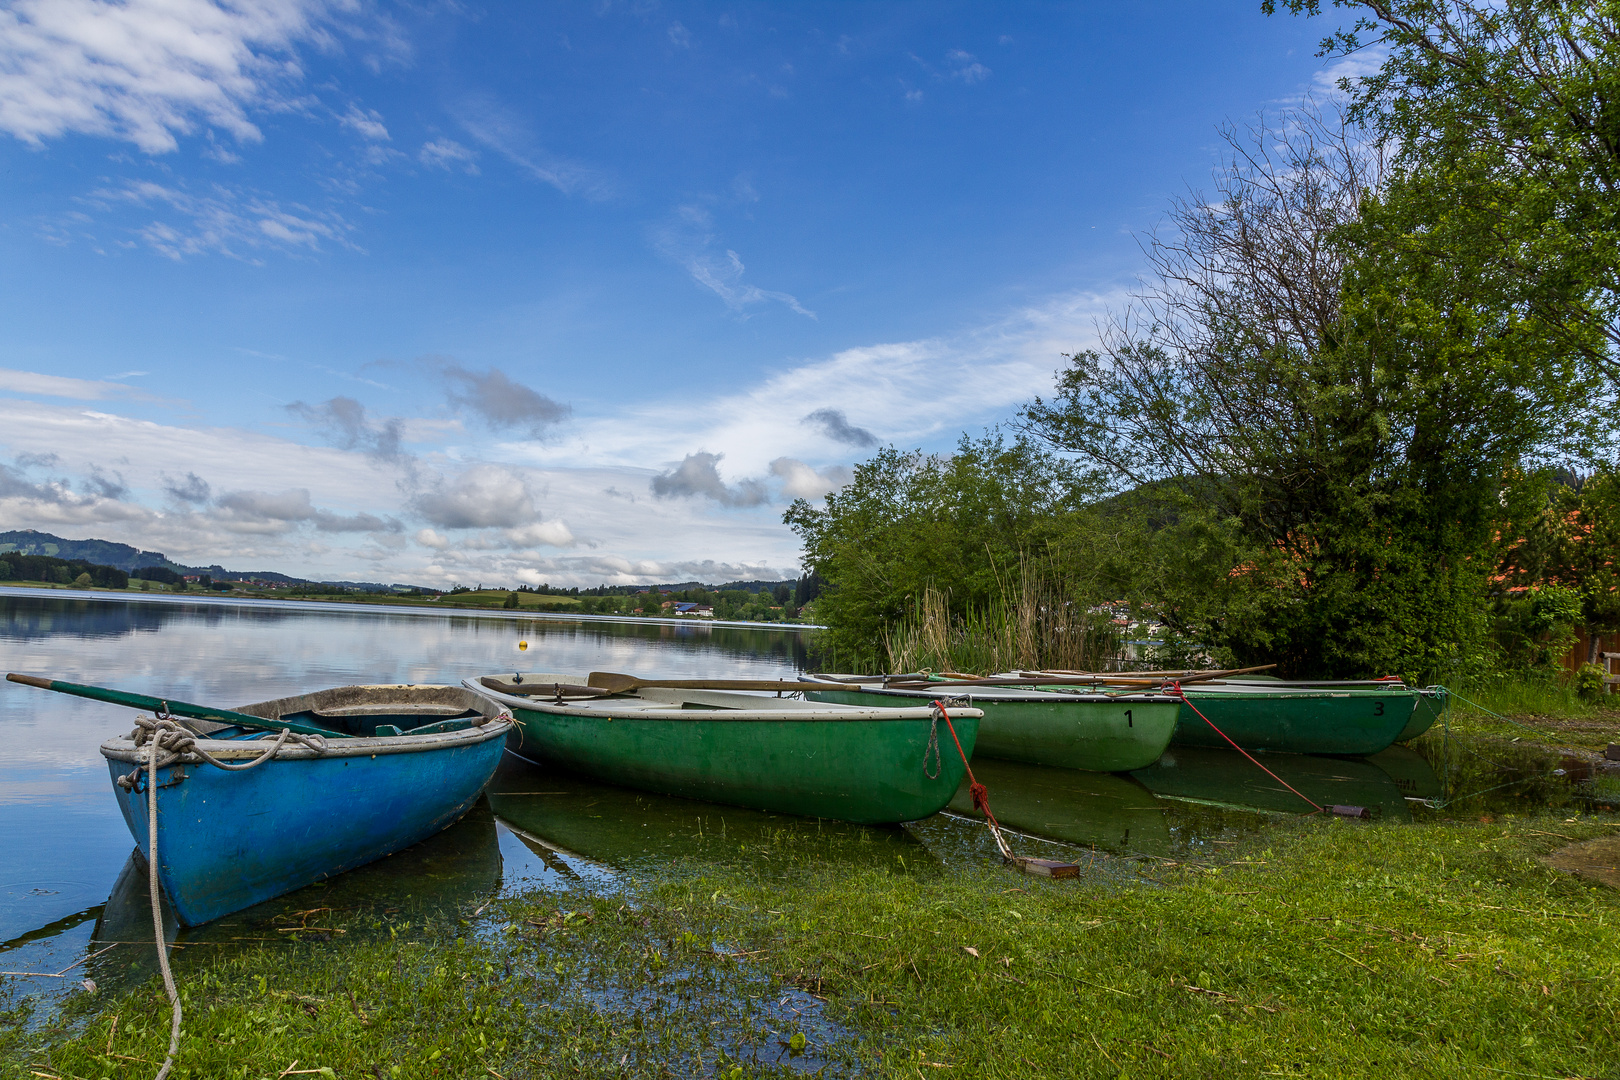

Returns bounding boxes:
[6,805,1617,1079]
[1434,678,1620,758]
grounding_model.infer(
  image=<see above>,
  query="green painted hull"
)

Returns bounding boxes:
[806,689,1177,772]
[500,705,977,825]
[1170,689,1418,756]
[945,758,1171,854]
[1397,688,1446,742]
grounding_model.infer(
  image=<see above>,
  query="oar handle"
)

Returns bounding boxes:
[5,673,343,739]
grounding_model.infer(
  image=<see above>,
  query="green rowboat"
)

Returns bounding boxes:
[467,672,981,825]
[1164,681,1419,755]
[800,676,1179,772]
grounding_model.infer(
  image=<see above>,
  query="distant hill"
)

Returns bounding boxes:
[0,530,794,595]
[0,530,186,574]
[0,530,311,585]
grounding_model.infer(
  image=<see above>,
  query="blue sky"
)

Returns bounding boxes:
[0,0,1353,587]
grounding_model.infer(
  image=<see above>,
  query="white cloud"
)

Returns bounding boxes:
[502,520,576,548]
[769,457,852,500]
[551,289,1119,481]
[419,137,478,174]
[946,49,991,84]
[413,464,537,529]
[0,366,168,402]
[87,179,356,259]
[651,204,813,318]
[455,92,613,199]
[415,527,449,549]
[339,102,388,141]
[0,0,326,154]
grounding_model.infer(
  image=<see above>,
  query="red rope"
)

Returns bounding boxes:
[1166,681,1324,815]
[932,699,1013,858]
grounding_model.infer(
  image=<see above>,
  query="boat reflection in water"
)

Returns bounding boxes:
[946,759,1172,855]
[86,801,505,991]
[1366,744,1445,803]
[942,747,1441,861]
[487,757,935,877]
[1131,745,1413,820]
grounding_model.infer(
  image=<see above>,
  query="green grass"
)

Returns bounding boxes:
[7,811,1617,1079]
[1429,675,1620,752]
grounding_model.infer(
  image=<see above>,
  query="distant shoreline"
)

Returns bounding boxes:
[0,582,825,632]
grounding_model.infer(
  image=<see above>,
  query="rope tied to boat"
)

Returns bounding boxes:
[143,715,182,1080]
[115,704,329,1080]
[1162,681,1327,816]
[922,706,942,780]
[930,700,1079,877]
[114,705,328,792]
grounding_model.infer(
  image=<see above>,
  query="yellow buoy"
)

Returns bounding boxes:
[518,640,529,651]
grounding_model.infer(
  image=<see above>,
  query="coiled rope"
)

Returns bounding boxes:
[122,706,328,1080]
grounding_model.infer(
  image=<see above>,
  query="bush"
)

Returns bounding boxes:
[73,572,92,588]
[1576,663,1608,702]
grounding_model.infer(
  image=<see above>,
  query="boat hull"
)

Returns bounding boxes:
[1171,689,1417,756]
[806,688,1177,772]
[1397,688,1446,742]
[498,706,975,825]
[104,727,508,926]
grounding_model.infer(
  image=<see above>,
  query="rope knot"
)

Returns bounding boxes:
[969,780,990,816]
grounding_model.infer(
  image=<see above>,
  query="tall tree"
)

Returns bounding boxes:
[784,434,1105,670]
[1267,0,1620,382]
[1021,108,1600,677]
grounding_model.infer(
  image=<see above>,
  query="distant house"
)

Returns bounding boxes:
[672,602,714,617]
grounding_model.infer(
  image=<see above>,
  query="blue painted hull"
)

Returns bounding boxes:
[106,733,507,926]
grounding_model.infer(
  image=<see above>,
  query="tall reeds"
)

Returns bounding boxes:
[882,561,1119,675]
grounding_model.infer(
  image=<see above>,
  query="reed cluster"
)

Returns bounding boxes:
[882,564,1118,676]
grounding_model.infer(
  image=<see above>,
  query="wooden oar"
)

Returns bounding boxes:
[587,672,812,695]
[884,664,1278,690]
[480,677,612,699]
[5,673,347,739]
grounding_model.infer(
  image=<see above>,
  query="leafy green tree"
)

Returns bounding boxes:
[1267,0,1620,385]
[784,433,1105,669]
[1021,108,1599,677]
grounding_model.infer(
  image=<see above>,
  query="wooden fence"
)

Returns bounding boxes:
[1565,629,1620,692]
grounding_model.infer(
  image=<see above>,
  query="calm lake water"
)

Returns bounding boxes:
[0,588,1605,1019]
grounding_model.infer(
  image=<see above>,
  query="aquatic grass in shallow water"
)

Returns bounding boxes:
[7,811,1618,1079]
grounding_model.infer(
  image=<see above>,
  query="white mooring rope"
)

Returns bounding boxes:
[122,710,328,1080]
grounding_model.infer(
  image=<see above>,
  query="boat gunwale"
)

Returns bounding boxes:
[99,716,511,764]
[466,676,984,722]
[798,675,1178,705]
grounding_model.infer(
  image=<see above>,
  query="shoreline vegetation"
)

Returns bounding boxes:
[0,580,823,629]
[6,783,1617,1078]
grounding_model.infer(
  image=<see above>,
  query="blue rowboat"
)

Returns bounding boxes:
[99,684,511,927]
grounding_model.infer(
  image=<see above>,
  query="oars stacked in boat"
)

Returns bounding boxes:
[5,673,345,738]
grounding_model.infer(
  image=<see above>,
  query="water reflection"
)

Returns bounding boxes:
[0,590,810,666]
[947,761,1172,854]
[0,591,807,1014]
[488,756,933,877]
[1132,745,1413,820]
